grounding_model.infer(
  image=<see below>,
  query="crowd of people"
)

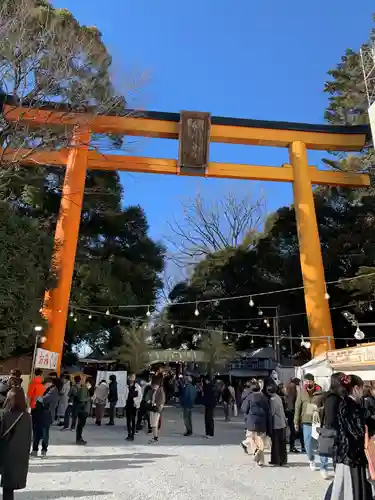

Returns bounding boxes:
[233,372,375,500]
[1,367,375,499]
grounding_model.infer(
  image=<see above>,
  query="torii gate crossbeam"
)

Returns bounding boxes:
[0,97,370,370]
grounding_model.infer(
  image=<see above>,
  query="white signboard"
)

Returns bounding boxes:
[369,102,375,146]
[328,345,375,367]
[96,370,127,408]
[35,348,59,370]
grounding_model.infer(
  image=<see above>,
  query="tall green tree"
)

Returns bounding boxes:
[0,0,165,357]
[0,201,53,356]
[115,323,151,374]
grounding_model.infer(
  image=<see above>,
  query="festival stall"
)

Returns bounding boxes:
[297,343,375,388]
[327,343,375,383]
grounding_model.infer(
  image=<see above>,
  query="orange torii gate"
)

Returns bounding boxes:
[1,98,371,370]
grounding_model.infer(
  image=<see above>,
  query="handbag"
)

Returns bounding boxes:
[365,425,375,480]
[312,409,321,441]
[318,427,337,457]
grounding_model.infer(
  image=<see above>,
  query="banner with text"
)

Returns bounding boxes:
[35,348,59,371]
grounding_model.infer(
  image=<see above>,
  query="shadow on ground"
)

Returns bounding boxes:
[29,453,171,473]
[42,452,174,461]
[14,490,110,499]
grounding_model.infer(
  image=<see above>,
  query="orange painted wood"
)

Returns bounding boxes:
[3,105,367,151]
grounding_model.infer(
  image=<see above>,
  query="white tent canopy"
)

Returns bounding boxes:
[295,352,333,391]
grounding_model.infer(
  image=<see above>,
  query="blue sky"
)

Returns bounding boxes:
[54,0,374,279]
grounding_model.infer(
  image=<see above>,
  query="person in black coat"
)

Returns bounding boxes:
[202,377,216,438]
[241,381,271,466]
[363,384,375,437]
[0,387,32,500]
[327,374,373,500]
[107,375,118,426]
[31,377,61,457]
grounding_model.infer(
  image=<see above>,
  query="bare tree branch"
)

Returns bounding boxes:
[166,191,267,267]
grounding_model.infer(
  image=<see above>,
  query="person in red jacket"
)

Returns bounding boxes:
[27,369,45,444]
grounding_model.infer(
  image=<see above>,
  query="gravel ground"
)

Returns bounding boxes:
[23,407,329,500]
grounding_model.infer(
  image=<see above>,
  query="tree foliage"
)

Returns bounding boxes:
[0,201,53,357]
[0,1,165,358]
[200,330,236,376]
[152,15,375,358]
[115,323,151,374]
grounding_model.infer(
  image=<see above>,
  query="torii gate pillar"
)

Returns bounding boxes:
[290,141,334,356]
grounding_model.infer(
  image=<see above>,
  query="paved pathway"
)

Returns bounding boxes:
[24,407,329,500]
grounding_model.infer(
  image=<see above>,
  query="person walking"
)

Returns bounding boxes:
[285,378,300,453]
[203,377,216,438]
[75,378,91,445]
[107,374,118,426]
[180,375,197,436]
[93,380,109,426]
[57,374,71,427]
[136,380,153,433]
[62,375,81,431]
[294,373,326,473]
[125,373,142,441]
[317,372,346,481]
[0,387,32,500]
[148,377,165,444]
[327,375,373,500]
[27,369,45,441]
[241,381,271,466]
[268,382,288,467]
[222,382,235,422]
[31,376,61,458]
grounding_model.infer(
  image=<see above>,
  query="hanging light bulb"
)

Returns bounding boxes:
[304,340,311,349]
[251,336,254,344]
[263,318,268,324]
[143,323,148,330]
[249,297,254,307]
[258,308,263,316]
[146,306,151,317]
[354,326,365,340]
[324,285,330,300]
[225,334,229,340]
[88,314,92,320]
[117,319,121,324]
[69,311,74,318]
[170,324,174,329]
[105,309,110,316]
[370,303,373,312]
[194,303,200,316]
[73,317,78,322]
[300,336,306,347]
[267,322,271,328]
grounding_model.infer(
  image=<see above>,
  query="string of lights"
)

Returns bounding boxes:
[69,296,375,324]
[66,297,375,346]
[69,271,375,312]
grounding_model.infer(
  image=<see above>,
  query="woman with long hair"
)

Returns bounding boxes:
[0,387,32,500]
[267,382,288,467]
[328,374,372,500]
